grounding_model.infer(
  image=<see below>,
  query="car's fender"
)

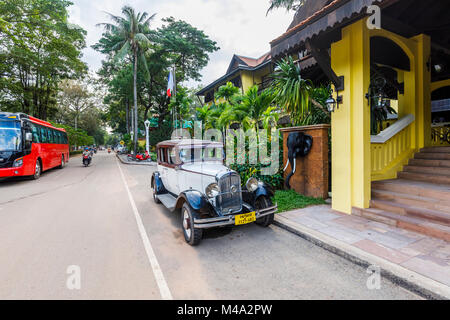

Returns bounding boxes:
[254,182,275,200]
[175,190,214,216]
[151,171,167,195]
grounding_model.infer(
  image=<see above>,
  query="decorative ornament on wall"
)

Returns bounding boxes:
[283,132,313,189]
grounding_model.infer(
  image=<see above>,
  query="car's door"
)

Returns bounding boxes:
[159,147,171,192]
[165,147,180,195]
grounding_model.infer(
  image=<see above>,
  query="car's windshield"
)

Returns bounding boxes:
[0,120,22,152]
[179,146,224,163]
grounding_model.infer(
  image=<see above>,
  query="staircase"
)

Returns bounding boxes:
[353,146,450,242]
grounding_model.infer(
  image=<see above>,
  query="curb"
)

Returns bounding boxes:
[116,153,156,166]
[274,215,450,300]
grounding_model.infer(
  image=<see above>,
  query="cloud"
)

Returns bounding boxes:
[69,0,293,88]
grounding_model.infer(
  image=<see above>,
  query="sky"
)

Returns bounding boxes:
[68,0,294,89]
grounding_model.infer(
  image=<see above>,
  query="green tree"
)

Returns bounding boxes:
[96,5,156,155]
[0,0,87,119]
[267,0,307,14]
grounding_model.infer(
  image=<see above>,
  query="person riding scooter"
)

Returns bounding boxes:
[82,147,92,167]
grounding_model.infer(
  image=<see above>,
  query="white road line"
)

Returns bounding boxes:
[117,160,173,300]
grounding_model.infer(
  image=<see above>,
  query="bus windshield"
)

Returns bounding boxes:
[0,120,22,152]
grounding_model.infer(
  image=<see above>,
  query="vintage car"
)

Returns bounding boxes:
[151,139,277,245]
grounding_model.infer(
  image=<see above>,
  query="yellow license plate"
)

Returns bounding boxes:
[235,212,256,226]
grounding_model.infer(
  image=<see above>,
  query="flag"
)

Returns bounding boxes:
[167,70,174,97]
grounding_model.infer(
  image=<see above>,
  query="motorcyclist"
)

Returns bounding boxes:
[82,147,92,165]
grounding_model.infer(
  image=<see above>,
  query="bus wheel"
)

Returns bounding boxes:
[32,160,41,180]
[58,155,65,169]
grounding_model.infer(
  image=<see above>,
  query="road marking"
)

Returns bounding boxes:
[117,160,173,300]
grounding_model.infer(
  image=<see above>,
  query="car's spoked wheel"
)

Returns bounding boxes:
[152,181,161,204]
[32,160,41,180]
[181,203,203,246]
[255,196,274,227]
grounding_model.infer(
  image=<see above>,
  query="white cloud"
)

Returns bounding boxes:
[69,0,293,88]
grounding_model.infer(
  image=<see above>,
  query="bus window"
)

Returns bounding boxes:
[40,127,47,143]
[31,124,40,143]
[63,132,68,144]
[47,129,54,144]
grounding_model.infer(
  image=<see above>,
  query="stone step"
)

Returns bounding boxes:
[403,165,450,176]
[353,208,450,242]
[372,179,450,202]
[408,158,450,168]
[370,199,450,226]
[371,189,450,212]
[420,146,450,153]
[415,152,450,160]
[398,171,450,185]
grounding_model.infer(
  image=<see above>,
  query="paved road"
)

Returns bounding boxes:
[0,152,421,299]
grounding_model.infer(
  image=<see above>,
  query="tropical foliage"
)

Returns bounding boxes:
[0,0,88,120]
[267,0,307,14]
[96,5,156,154]
[94,12,219,146]
[270,57,331,126]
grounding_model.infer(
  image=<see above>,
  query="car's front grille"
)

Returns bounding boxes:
[217,172,242,215]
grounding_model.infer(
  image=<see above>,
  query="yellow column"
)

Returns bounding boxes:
[331,20,371,214]
[412,34,432,148]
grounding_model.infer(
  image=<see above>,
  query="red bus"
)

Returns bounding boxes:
[0,112,69,180]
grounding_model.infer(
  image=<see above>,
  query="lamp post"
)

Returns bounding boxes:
[144,119,150,154]
[130,131,134,155]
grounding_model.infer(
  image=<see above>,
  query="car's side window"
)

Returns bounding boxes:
[169,148,176,165]
[159,148,168,164]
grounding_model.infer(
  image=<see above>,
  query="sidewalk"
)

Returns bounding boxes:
[275,205,450,300]
[116,153,156,166]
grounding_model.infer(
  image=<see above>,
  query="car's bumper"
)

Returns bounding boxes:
[0,167,25,178]
[193,204,278,229]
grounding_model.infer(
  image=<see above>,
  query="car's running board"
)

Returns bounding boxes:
[157,193,177,211]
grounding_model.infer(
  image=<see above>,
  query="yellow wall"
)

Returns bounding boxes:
[330,19,432,214]
[331,20,371,214]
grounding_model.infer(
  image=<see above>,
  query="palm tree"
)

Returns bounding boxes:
[267,0,307,14]
[97,5,156,155]
[270,56,329,125]
[239,86,275,130]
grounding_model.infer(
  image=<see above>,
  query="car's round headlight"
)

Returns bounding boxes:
[206,183,220,198]
[246,177,259,192]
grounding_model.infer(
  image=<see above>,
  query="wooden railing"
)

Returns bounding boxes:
[371,115,415,181]
[431,123,450,146]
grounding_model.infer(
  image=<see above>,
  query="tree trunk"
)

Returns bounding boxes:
[125,98,130,135]
[133,50,138,155]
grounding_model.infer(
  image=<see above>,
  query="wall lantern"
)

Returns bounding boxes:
[365,77,388,109]
[326,89,343,113]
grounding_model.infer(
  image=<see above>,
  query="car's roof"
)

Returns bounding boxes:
[157,139,223,148]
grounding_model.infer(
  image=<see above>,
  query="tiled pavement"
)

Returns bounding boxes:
[276,205,450,290]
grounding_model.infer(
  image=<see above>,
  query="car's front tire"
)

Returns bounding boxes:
[152,180,161,204]
[255,196,274,227]
[181,202,203,246]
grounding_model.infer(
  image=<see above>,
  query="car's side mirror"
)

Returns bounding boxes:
[25,132,33,142]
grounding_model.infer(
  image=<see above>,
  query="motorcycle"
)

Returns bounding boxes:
[127,151,151,162]
[82,154,92,167]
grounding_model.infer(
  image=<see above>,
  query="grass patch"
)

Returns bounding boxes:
[272,189,326,213]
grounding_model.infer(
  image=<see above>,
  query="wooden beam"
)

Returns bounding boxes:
[305,39,344,91]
